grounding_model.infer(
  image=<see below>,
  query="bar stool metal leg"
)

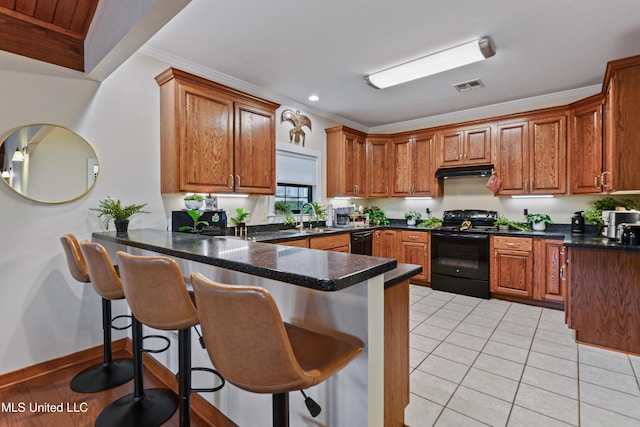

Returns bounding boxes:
[273,393,290,427]
[178,328,191,427]
[95,316,178,427]
[70,298,134,393]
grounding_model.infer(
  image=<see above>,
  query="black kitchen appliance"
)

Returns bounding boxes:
[430,210,497,299]
[620,224,640,245]
[571,211,585,234]
[172,210,227,235]
[350,229,373,255]
[333,206,355,228]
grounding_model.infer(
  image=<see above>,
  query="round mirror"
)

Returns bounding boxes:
[0,124,99,204]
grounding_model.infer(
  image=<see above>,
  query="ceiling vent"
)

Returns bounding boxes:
[453,79,484,92]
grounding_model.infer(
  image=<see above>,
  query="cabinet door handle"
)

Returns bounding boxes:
[560,265,565,281]
[409,235,420,239]
[601,171,610,188]
[594,175,600,189]
[524,180,528,193]
[236,175,241,188]
[385,185,388,196]
[423,246,427,257]
[229,174,234,189]
[505,241,520,247]
[464,152,467,161]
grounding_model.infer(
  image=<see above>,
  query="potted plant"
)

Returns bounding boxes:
[184,194,204,210]
[230,207,250,227]
[526,213,553,231]
[91,196,149,232]
[364,206,390,226]
[274,201,291,215]
[417,217,443,229]
[303,202,327,221]
[204,193,217,210]
[404,210,422,226]
[494,215,512,231]
[178,209,209,233]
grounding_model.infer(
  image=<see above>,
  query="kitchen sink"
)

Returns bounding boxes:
[278,228,330,234]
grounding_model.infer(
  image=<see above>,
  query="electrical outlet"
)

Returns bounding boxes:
[524,209,528,216]
[426,208,431,214]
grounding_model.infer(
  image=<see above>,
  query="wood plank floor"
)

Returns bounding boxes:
[0,346,230,427]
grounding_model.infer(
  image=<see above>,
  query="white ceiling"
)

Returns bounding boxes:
[140,0,640,131]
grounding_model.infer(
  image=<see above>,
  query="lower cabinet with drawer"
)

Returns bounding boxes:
[309,233,351,252]
[399,230,430,284]
[490,236,534,298]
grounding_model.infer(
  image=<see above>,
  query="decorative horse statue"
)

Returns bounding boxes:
[281,109,312,146]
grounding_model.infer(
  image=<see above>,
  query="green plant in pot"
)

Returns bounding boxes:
[526,213,552,231]
[364,206,390,226]
[404,210,422,226]
[417,216,443,229]
[178,209,209,233]
[303,201,326,221]
[91,196,148,232]
[184,194,204,210]
[230,207,250,227]
[583,197,639,226]
[274,201,291,215]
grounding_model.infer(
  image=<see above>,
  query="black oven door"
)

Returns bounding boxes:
[430,231,490,298]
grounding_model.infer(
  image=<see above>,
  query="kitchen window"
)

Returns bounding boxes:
[275,183,312,213]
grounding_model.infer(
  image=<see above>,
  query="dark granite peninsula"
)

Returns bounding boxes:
[92,229,416,427]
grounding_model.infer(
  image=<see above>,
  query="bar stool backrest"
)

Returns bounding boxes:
[190,272,313,393]
[116,251,198,331]
[79,242,124,301]
[60,234,90,283]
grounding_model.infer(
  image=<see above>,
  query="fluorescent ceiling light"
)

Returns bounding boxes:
[217,193,249,198]
[404,197,433,200]
[365,37,496,89]
[308,95,319,102]
[510,195,554,199]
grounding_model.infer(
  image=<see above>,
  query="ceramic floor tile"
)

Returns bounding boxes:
[630,354,640,378]
[539,307,566,324]
[442,301,476,314]
[502,312,540,327]
[410,370,458,406]
[495,320,537,338]
[579,381,640,420]
[417,354,470,384]
[460,367,519,402]
[411,332,441,353]
[473,353,525,381]
[489,330,533,350]
[526,351,578,379]
[578,345,634,375]
[413,323,452,341]
[534,328,576,346]
[410,310,430,322]
[444,331,488,352]
[579,363,640,396]
[410,348,429,369]
[410,285,431,297]
[412,302,442,315]
[462,313,501,329]
[447,386,512,427]
[482,340,529,364]
[506,304,542,319]
[432,342,480,366]
[409,319,421,331]
[530,338,577,361]
[520,365,578,400]
[410,294,425,304]
[471,306,508,321]
[424,314,462,330]
[405,393,443,427]
[435,408,491,427]
[450,294,482,307]
[433,307,469,321]
[428,291,457,301]
[454,322,495,339]
[507,405,574,427]
[580,402,640,427]
[514,383,579,425]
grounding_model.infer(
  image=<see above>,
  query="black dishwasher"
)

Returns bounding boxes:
[350,229,373,255]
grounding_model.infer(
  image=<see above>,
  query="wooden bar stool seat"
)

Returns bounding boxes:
[116,252,224,427]
[59,234,134,393]
[80,242,178,427]
[190,272,364,427]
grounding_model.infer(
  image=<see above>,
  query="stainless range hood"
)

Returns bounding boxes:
[435,164,494,179]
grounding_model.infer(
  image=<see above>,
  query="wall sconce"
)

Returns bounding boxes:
[365,37,496,89]
[11,146,27,162]
[1,168,10,178]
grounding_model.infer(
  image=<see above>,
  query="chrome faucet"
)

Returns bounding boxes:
[298,202,316,231]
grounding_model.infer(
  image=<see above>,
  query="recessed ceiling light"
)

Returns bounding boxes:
[308,95,319,101]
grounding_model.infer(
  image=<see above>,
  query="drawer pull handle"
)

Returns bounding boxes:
[505,242,520,247]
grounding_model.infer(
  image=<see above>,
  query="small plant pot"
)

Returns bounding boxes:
[498,224,509,231]
[407,219,416,226]
[532,222,546,231]
[114,219,129,233]
[185,200,203,210]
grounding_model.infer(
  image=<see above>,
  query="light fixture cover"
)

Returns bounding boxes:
[11,147,25,162]
[366,37,495,89]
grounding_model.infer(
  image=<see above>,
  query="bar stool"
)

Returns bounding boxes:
[80,242,178,427]
[190,272,364,427]
[59,234,134,393]
[115,251,224,427]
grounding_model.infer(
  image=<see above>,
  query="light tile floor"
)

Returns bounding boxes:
[406,285,640,427]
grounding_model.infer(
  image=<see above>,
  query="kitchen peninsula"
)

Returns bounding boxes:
[92,229,419,427]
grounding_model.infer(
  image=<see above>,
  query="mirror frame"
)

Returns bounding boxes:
[0,124,100,204]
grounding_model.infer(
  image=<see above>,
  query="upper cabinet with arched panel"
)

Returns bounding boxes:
[0,124,99,203]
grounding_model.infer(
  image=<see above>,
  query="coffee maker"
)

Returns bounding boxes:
[571,211,585,234]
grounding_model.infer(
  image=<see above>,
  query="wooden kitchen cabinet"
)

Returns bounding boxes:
[602,55,640,193]
[326,126,367,197]
[278,238,309,248]
[389,131,441,197]
[532,238,565,307]
[436,124,492,168]
[373,229,399,259]
[490,236,533,298]
[156,68,279,194]
[494,110,567,195]
[569,95,604,194]
[309,233,350,252]
[399,230,430,284]
[367,135,390,197]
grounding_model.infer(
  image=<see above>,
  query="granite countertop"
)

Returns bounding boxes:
[563,234,640,251]
[92,229,397,291]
